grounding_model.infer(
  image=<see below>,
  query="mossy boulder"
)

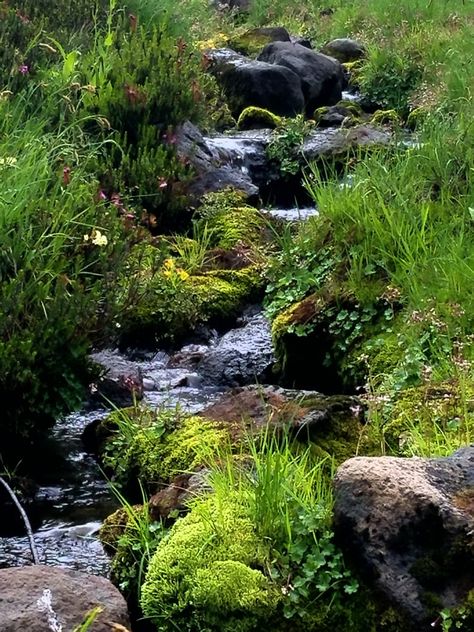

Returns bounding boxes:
[322,39,366,64]
[230,26,291,56]
[237,106,282,130]
[119,257,265,346]
[313,103,362,127]
[141,494,280,631]
[202,385,364,464]
[370,109,402,126]
[197,193,270,250]
[271,285,397,393]
[103,412,229,490]
[406,107,429,130]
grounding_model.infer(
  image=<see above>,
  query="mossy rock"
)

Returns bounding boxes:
[271,284,399,393]
[119,246,265,346]
[99,506,133,555]
[313,104,362,128]
[237,106,282,130]
[198,198,269,250]
[230,26,291,56]
[189,265,265,322]
[370,109,401,126]
[313,106,330,123]
[406,107,429,130]
[106,414,230,489]
[141,493,280,631]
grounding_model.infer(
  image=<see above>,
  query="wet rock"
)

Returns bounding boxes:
[0,565,130,631]
[200,125,390,200]
[208,48,305,118]
[175,120,258,200]
[89,349,143,406]
[302,124,391,161]
[258,41,345,113]
[333,447,474,624]
[198,310,275,386]
[202,385,363,460]
[149,468,211,521]
[321,38,366,63]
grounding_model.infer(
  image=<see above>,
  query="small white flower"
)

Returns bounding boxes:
[91,229,108,247]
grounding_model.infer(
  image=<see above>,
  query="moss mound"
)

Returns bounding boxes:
[237,106,282,130]
[141,494,279,631]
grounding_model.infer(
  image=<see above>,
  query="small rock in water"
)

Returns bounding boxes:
[198,310,275,386]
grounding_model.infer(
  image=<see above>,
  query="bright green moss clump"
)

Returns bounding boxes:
[370,109,401,125]
[237,106,282,130]
[141,494,279,631]
[123,415,228,485]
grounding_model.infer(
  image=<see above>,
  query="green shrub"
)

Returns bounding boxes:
[80,20,207,231]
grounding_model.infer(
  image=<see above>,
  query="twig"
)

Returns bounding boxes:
[0,475,39,564]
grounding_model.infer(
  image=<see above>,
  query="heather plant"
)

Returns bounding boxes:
[80,18,207,230]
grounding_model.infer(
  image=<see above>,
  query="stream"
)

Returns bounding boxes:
[0,307,275,575]
[0,112,392,577]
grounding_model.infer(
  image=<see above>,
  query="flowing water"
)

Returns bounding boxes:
[0,309,274,575]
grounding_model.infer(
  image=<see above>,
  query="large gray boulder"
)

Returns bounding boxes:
[258,41,345,113]
[0,565,131,631]
[208,48,305,118]
[334,447,474,626]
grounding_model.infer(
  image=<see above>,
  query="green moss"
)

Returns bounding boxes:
[199,204,268,250]
[370,109,402,125]
[406,107,429,129]
[237,106,282,130]
[337,100,364,116]
[313,106,330,124]
[119,240,265,345]
[141,493,279,631]
[125,415,229,485]
[190,266,264,321]
[99,507,131,555]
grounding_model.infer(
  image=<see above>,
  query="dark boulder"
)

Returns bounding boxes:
[258,41,345,113]
[208,48,305,118]
[0,565,131,632]
[333,447,474,625]
[322,38,366,63]
[175,120,259,200]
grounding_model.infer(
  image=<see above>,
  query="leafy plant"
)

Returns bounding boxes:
[267,115,314,175]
